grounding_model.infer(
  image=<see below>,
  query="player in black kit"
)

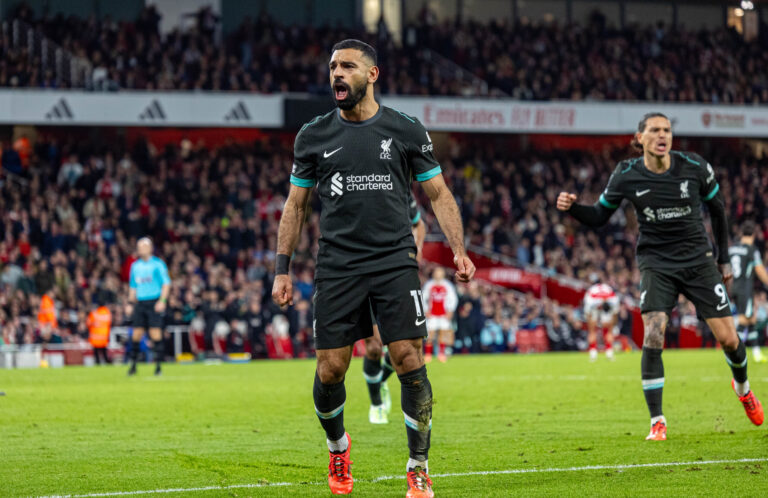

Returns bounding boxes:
[557,112,763,441]
[364,194,426,425]
[272,39,474,497]
[728,220,768,362]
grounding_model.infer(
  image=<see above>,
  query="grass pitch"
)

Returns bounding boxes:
[2,350,768,497]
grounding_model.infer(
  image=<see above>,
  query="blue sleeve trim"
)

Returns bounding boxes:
[415,166,441,182]
[411,210,421,225]
[703,183,719,201]
[599,194,619,209]
[290,175,316,188]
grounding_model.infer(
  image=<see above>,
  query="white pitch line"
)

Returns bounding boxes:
[373,457,768,482]
[41,457,768,498]
[39,482,296,498]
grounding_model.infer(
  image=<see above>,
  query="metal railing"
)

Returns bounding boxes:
[3,18,93,89]
[0,325,191,369]
[419,48,503,97]
[424,234,588,294]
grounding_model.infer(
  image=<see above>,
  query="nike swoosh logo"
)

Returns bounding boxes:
[636,189,651,197]
[323,147,343,158]
[415,318,427,326]
[717,303,729,311]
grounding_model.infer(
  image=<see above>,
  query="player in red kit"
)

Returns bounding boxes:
[583,279,620,361]
[422,267,458,363]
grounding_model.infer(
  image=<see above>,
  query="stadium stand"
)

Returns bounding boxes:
[2,4,768,101]
[2,131,766,356]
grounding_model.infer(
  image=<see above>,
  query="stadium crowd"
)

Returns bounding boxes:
[2,129,768,356]
[2,4,768,101]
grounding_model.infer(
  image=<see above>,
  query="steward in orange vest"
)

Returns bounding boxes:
[87,305,112,365]
[37,293,58,330]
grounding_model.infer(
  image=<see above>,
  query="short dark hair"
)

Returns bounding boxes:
[631,112,671,151]
[331,39,377,66]
[742,220,756,236]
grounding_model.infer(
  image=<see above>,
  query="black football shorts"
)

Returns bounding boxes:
[639,262,731,319]
[132,299,164,329]
[313,267,428,349]
[731,290,754,318]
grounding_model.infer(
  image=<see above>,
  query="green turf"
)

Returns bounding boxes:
[2,350,767,497]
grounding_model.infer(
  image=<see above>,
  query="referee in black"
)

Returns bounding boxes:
[127,237,171,376]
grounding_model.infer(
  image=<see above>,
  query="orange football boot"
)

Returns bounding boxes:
[406,466,434,498]
[328,433,353,495]
[645,420,667,441]
[732,380,764,426]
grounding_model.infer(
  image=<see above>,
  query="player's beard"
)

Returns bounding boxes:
[333,79,367,111]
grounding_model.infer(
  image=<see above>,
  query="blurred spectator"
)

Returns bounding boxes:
[1,130,765,360]
[267,314,293,359]
[456,282,483,353]
[617,300,633,352]
[1,141,23,175]
[3,8,767,102]
[666,305,681,349]
[241,296,269,359]
[480,305,506,353]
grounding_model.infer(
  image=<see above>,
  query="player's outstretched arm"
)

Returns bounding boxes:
[272,184,312,307]
[556,191,616,227]
[420,174,475,282]
[703,188,731,282]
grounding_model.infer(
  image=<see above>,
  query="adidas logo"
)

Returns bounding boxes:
[224,101,251,122]
[45,98,74,120]
[139,100,166,120]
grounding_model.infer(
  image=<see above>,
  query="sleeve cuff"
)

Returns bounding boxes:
[411,210,421,225]
[415,165,441,182]
[290,175,316,188]
[598,194,619,209]
[702,183,719,201]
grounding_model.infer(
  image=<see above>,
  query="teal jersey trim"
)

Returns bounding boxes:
[621,158,640,174]
[411,210,421,225]
[599,193,618,209]
[290,175,316,188]
[676,152,701,165]
[299,112,331,132]
[702,183,719,201]
[415,166,441,182]
[393,109,416,123]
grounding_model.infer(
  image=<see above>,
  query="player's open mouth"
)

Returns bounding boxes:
[334,83,349,100]
[656,142,667,152]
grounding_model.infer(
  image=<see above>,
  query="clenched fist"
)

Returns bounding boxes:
[556,192,578,211]
[271,274,294,307]
[454,254,476,283]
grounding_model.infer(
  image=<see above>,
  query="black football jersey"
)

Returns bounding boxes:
[728,242,763,296]
[291,105,439,278]
[599,151,720,270]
